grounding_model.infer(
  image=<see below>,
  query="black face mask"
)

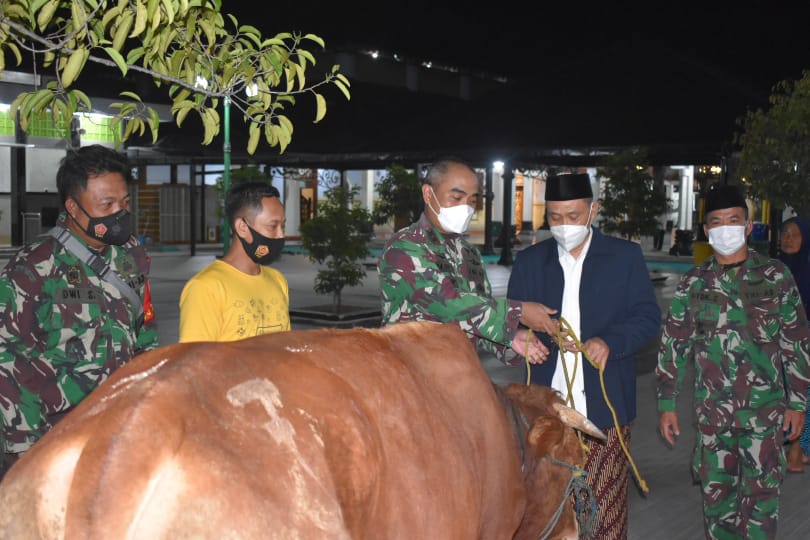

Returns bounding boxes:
[74,202,133,246]
[238,220,285,265]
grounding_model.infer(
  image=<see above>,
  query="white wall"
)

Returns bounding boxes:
[0,195,10,245]
[25,147,63,192]
[146,164,171,184]
[0,147,9,191]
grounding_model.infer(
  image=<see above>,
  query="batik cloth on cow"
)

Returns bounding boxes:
[584,425,632,540]
[0,213,158,462]
[657,248,810,539]
[378,213,522,360]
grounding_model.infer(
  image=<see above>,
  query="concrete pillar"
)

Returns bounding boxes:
[678,166,694,231]
[285,177,301,238]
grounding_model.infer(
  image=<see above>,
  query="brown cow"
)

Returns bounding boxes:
[0,321,603,539]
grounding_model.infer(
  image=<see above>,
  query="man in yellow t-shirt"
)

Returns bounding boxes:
[179,182,290,342]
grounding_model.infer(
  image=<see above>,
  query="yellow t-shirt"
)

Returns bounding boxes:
[179,259,290,342]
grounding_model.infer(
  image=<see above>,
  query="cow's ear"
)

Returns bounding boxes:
[527,416,565,456]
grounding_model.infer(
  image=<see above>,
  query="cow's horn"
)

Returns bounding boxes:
[551,402,607,440]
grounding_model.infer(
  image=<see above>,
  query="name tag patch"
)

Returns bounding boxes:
[57,287,99,303]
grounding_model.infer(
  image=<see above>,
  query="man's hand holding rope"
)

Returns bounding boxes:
[519,301,566,338]
[512,329,549,364]
[560,336,610,369]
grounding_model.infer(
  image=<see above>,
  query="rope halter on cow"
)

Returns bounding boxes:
[509,402,596,540]
[536,456,596,540]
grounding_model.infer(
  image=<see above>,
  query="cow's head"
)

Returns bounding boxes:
[501,383,605,540]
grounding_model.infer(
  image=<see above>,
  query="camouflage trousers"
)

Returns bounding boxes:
[692,424,785,540]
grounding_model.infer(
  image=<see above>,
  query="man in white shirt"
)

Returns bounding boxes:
[507,172,661,540]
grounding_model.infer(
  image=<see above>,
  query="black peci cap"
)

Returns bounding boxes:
[545,173,593,201]
[704,184,747,214]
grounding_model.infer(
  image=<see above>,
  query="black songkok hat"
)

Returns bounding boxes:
[545,173,593,201]
[704,184,747,214]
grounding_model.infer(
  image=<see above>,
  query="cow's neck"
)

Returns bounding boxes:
[492,384,528,469]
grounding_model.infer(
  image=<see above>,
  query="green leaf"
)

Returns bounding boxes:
[239,24,261,37]
[303,33,325,48]
[100,4,123,33]
[201,107,219,145]
[174,104,193,126]
[119,91,143,101]
[147,107,161,143]
[313,92,326,123]
[277,114,293,136]
[104,47,128,75]
[333,80,351,101]
[247,122,260,155]
[261,38,286,47]
[61,47,89,87]
[126,46,145,65]
[113,11,134,50]
[70,89,92,112]
[132,1,148,37]
[3,42,22,67]
[297,49,316,67]
[36,0,59,32]
[160,0,176,25]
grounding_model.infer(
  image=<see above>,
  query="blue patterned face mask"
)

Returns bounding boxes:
[708,224,747,256]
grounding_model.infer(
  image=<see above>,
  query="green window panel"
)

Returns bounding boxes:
[79,114,116,142]
[29,111,70,139]
[0,110,13,135]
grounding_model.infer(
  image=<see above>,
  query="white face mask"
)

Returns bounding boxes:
[550,205,593,252]
[708,224,747,256]
[430,189,475,234]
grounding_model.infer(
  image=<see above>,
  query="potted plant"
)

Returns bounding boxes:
[300,181,374,314]
[372,164,422,232]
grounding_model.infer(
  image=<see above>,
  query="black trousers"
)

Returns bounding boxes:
[653,229,665,250]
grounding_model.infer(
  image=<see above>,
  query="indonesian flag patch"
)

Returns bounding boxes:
[143,279,155,324]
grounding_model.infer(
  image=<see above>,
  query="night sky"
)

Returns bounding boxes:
[229,2,810,99]
[218,3,810,155]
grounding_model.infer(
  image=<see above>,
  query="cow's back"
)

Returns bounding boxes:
[0,321,524,539]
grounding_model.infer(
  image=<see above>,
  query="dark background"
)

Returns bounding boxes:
[230,2,810,99]
[217,2,810,160]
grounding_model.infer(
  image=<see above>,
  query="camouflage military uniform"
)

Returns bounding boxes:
[0,214,158,471]
[378,213,521,359]
[656,249,810,540]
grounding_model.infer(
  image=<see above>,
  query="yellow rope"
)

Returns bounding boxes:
[523,319,650,494]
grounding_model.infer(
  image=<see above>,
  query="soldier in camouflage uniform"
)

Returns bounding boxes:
[378,158,558,364]
[0,145,158,479]
[657,184,810,540]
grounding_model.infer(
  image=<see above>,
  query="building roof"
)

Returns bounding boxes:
[126,46,755,170]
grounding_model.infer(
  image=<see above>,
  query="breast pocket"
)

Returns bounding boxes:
[694,301,721,338]
[51,287,106,363]
[747,300,781,345]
